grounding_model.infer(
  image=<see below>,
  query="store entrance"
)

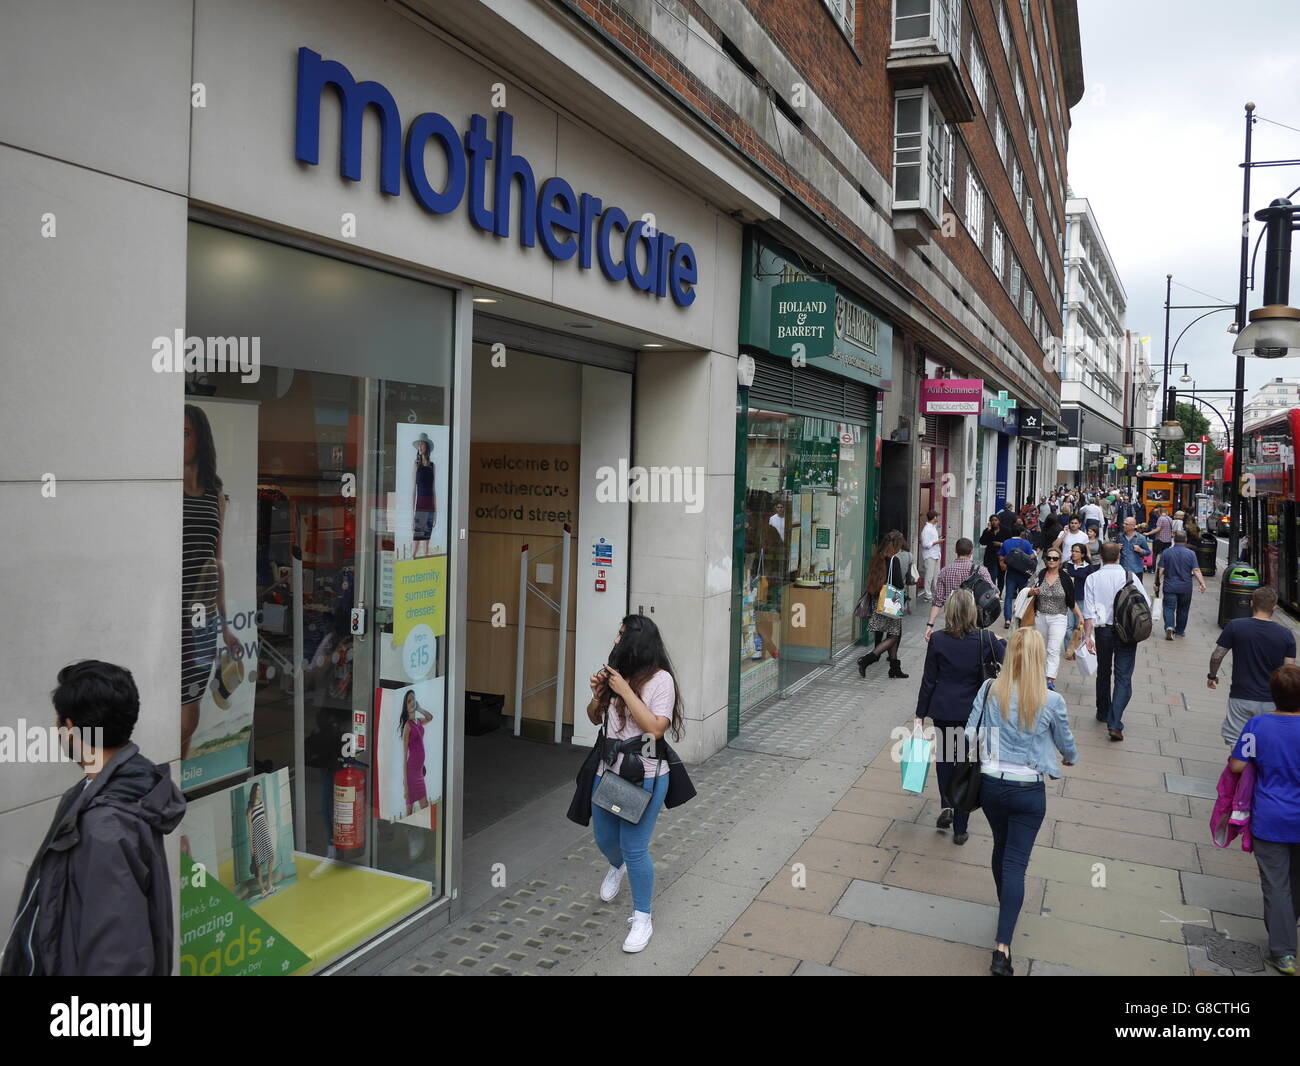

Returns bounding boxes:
[460,345,630,902]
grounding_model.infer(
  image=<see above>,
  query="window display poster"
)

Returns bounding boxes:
[229,769,297,902]
[394,424,449,559]
[391,554,447,645]
[374,682,444,827]
[182,398,260,793]
[178,777,310,976]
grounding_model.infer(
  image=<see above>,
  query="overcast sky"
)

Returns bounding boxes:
[1067,0,1300,414]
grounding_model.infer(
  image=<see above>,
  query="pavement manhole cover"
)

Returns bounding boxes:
[1203,932,1263,972]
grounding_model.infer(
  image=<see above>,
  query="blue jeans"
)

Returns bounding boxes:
[1095,626,1137,733]
[1162,591,1192,635]
[1003,572,1027,623]
[981,776,1047,945]
[591,770,669,913]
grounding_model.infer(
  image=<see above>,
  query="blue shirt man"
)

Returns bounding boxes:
[1117,518,1150,577]
[1155,536,1205,639]
[997,531,1037,628]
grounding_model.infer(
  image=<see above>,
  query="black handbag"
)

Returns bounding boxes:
[589,710,661,825]
[948,680,990,813]
[979,628,1001,681]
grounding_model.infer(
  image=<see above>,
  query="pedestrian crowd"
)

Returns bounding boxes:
[858,483,1300,978]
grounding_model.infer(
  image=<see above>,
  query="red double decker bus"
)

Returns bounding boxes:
[1226,407,1300,614]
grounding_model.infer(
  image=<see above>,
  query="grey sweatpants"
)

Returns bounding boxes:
[1253,836,1300,958]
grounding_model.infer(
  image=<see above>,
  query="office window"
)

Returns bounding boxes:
[943,127,955,198]
[992,222,1005,277]
[966,170,986,241]
[1014,67,1026,114]
[969,42,988,112]
[823,0,855,40]
[997,1,1011,54]
[1012,162,1024,205]
[995,109,1009,165]
[893,87,948,222]
[1022,280,1033,321]
[1020,0,1030,26]
[1010,257,1022,302]
[893,0,960,52]
[1028,124,1037,164]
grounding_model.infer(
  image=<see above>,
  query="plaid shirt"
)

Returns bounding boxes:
[931,557,995,609]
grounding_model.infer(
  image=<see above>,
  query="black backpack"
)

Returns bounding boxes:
[1005,547,1037,575]
[960,566,1001,629]
[1113,571,1153,643]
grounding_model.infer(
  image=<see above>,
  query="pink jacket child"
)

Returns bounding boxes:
[1210,760,1256,852]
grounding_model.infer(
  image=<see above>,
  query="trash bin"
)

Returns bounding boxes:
[465,691,504,735]
[1218,566,1260,626]
[1195,533,1218,577]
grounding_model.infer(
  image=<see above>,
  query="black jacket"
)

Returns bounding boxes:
[1032,567,1078,609]
[916,630,1005,724]
[2,745,185,976]
[566,732,695,826]
[979,527,1003,571]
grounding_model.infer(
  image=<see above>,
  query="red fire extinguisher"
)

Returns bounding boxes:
[333,759,366,851]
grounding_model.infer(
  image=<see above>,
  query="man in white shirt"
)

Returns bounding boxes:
[919,510,943,602]
[1079,496,1104,534]
[1083,541,1151,741]
[768,501,785,541]
[1054,515,1089,557]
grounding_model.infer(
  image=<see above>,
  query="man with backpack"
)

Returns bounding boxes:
[924,538,998,641]
[997,525,1038,631]
[1082,541,1153,741]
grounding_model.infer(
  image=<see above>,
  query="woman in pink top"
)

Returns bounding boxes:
[585,614,684,954]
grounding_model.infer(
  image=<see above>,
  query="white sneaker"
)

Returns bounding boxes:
[599,864,626,902]
[623,911,653,953]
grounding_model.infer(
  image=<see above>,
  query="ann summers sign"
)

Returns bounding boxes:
[294,48,698,307]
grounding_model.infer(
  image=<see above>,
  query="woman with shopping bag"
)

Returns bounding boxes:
[858,531,909,679]
[915,589,1005,845]
[1027,548,1084,689]
[966,627,1078,976]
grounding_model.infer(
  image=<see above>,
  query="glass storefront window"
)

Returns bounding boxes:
[177,223,455,975]
[738,409,869,715]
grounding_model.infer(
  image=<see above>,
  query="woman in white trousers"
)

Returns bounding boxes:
[1028,548,1084,689]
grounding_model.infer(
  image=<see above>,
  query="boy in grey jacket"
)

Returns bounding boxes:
[2,661,185,976]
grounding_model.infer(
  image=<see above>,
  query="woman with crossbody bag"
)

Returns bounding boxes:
[964,627,1078,976]
[858,531,908,679]
[584,614,684,953]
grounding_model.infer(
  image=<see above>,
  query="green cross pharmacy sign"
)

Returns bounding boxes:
[987,390,1017,418]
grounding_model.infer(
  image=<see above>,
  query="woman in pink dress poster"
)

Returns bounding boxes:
[399,690,434,817]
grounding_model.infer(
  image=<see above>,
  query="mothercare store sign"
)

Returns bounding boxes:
[741,234,893,390]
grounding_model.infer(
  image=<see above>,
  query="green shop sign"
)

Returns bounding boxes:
[770,281,835,359]
[740,233,893,391]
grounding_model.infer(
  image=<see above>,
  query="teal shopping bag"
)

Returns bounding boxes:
[900,727,933,794]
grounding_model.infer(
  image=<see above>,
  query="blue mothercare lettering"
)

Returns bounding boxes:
[294,47,697,307]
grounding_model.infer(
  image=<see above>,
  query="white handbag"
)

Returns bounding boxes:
[1011,585,1035,623]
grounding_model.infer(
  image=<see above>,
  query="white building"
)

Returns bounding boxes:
[1057,197,1129,485]
[1240,377,1300,427]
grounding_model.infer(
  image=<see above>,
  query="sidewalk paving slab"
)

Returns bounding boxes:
[720,900,852,966]
[1181,871,1264,918]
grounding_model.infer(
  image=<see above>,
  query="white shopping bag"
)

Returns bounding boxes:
[1075,640,1098,677]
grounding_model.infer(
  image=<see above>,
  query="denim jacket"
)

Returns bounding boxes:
[1118,532,1150,575]
[964,680,1079,778]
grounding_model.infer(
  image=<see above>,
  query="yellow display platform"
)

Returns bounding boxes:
[219,853,432,974]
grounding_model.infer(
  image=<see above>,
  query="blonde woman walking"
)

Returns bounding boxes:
[966,627,1077,976]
